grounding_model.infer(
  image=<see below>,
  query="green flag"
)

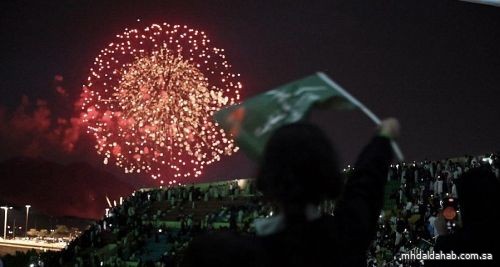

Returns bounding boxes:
[214,72,357,159]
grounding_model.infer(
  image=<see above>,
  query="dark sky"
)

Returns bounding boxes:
[1,0,499,185]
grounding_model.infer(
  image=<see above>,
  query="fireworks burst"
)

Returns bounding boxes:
[81,22,242,184]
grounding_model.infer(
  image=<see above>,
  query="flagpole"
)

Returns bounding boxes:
[316,72,404,161]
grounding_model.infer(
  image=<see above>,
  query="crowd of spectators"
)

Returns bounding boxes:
[32,179,269,266]
[4,153,498,267]
[367,153,499,266]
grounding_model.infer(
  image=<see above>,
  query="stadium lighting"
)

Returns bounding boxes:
[1,206,13,240]
[25,205,31,237]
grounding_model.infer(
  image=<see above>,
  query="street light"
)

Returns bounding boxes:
[25,205,31,238]
[1,206,13,240]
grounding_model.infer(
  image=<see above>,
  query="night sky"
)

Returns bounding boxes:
[1,0,499,186]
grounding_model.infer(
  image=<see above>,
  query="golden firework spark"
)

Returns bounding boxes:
[81,23,242,184]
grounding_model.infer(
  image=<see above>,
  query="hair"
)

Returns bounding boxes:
[456,166,500,225]
[256,122,343,216]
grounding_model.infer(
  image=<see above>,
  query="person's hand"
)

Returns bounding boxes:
[379,118,400,139]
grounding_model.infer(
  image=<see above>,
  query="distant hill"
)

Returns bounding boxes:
[0,157,134,219]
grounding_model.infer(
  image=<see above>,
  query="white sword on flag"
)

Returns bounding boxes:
[317,72,405,162]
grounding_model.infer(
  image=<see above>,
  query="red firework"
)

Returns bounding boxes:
[80,22,242,185]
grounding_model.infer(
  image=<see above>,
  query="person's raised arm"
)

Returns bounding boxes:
[333,118,399,250]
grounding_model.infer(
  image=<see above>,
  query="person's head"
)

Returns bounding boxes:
[456,167,500,225]
[256,122,342,210]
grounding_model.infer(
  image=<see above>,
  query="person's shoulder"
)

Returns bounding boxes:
[182,231,258,267]
[435,227,497,254]
[193,231,254,246]
[435,233,461,253]
[258,215,338,243]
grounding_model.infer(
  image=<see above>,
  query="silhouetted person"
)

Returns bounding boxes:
[181,118,399,267]
[429,167,500,266]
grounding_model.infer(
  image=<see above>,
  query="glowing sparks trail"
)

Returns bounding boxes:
[81,22,242,184]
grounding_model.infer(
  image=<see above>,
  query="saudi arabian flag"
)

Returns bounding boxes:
[214,72,403,160]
